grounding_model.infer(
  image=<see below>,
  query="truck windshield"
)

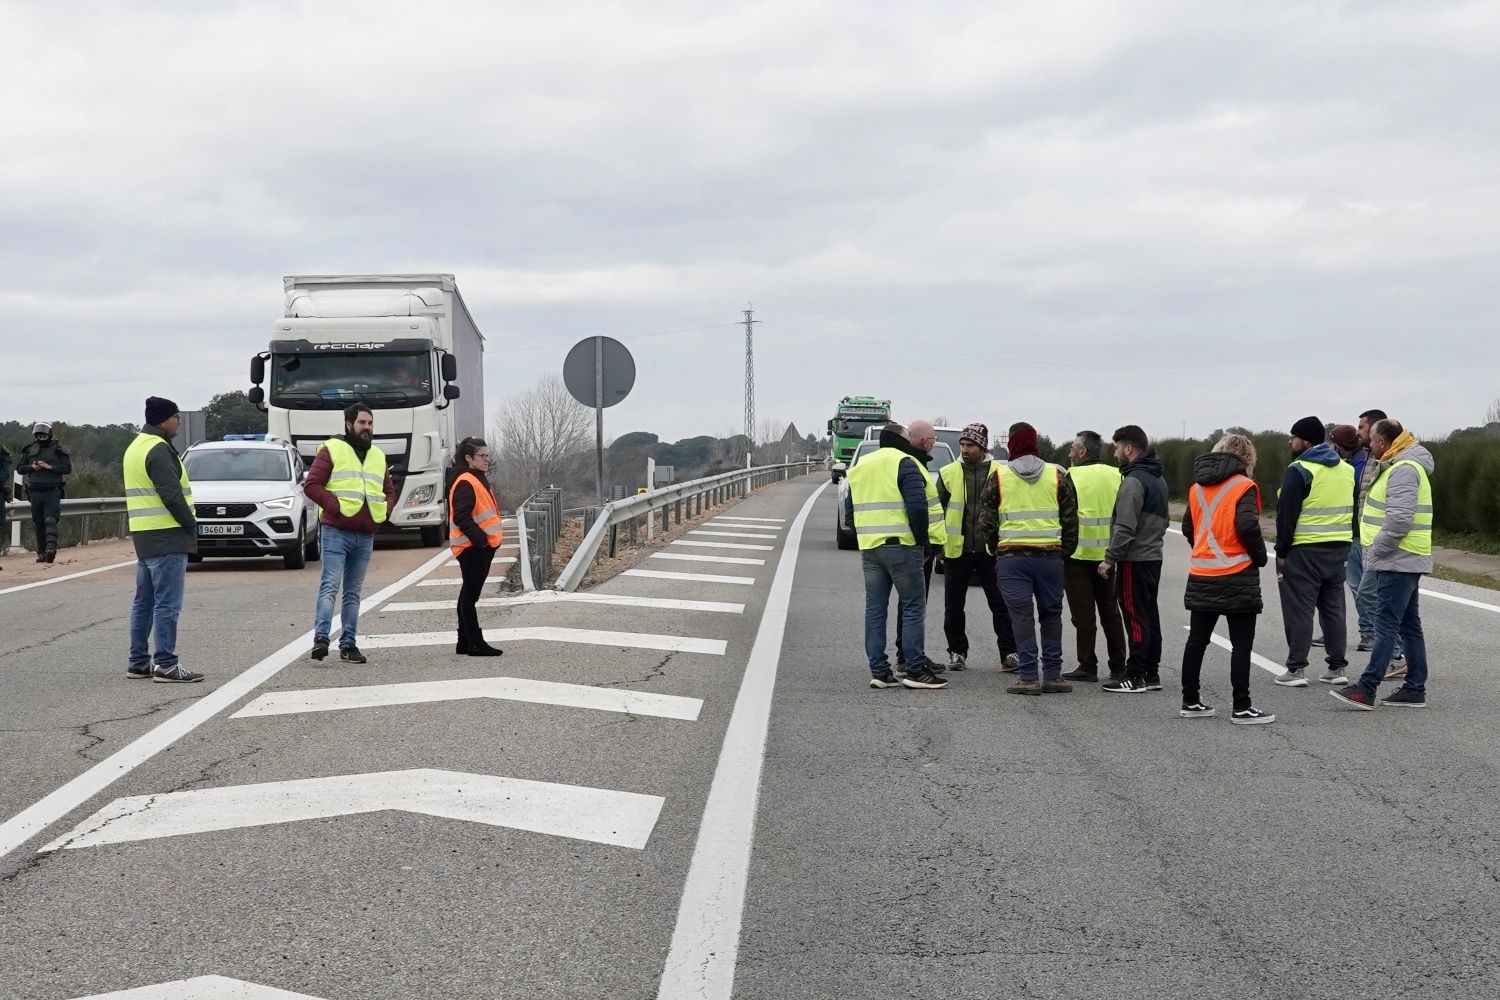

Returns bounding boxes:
[184,449,291,482]
[270,352,433,409]
[835,417,886,439]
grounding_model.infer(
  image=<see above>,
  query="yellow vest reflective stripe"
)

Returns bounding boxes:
[1360,459,1432,555]
[123,433,194,533]
[938,460,991,559]
[324,438,389,524]
[1291,459,1355,545]
[1068,463,1122,561]
[920,461,947,550]
[996,463,1062,545]
[848,448,919,549]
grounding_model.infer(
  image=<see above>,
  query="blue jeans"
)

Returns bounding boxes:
[1357,551,1402,658]
[862,545,927,673]
[1348,542,1374,641]
[129,553,188,669]
[315,525,374,649]
[999,555,1065,682]
[1353,571,1428,696]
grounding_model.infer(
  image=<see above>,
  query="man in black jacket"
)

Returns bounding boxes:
[17,421,71,563]
[1100,425,1170,694]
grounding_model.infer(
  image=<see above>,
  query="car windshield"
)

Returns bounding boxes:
[185,449,291,482]
[935,429,962,455]
[852,441,953,473]
[270,352,433,409]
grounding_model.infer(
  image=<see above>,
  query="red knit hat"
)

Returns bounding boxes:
[1007,422,1040,459]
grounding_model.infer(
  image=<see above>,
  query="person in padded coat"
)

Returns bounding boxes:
[1177,434,1275,725]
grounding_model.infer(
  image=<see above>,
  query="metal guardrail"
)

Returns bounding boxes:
[552,460,817,592]
[513,487,564,591]
[5,497,130,551]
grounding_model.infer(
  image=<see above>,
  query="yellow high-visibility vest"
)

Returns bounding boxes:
[995,463,1062,547]
[123,433,194,533]
[848,448,942,550]
[1290,459,1354,546]
[324,438,388,524]
[938,460,994,559]
[1360,460,1432,556]
[1068,463,1121,561]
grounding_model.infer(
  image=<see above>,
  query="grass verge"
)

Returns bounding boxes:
[1431,564,1500,593]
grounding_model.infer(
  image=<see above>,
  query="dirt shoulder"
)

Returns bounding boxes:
[0,538,137,584]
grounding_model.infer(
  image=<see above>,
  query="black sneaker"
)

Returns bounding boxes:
[869,671,902,689]
[1180,701,1216,718]
[152,665,204,683]
[310,637,330,661]
[1357,637,1373,652]
[1231,706,1276,725]
[1380,687,1426,708]
[1145,674,1163,691]
[126,665,153,679]
[1311,635,1324,647]
[1102,677,1149,693]
[1061,668,1099,683]
[340,646,368,664]
[900,667,949,690]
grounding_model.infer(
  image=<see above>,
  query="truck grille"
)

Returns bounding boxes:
[195,503,258,519]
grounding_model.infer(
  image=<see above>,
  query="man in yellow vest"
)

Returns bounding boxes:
[1332,419,1435,710]
[892,419,946,670]
[303,403,396,664]
[1273,416,1355,687]
[843,421,948,690]
[1061,430,1128,684]
[977,422,1079,695]
[937,422,1017,671]
[124,396,202,682]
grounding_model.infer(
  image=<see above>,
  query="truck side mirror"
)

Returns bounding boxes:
[248,386,265,408]
[443,385,461,401]
[440,352,458,382]
[250,355,265,384]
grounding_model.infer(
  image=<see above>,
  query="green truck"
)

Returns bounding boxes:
[826,395,891,481]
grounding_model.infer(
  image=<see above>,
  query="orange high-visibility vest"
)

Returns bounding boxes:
[1188,475,1258,577]
[448,471,504,557]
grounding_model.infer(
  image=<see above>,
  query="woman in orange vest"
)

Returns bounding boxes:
[1178,434,1274,724]
[448,437,505,657]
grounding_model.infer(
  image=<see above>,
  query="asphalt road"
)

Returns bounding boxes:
[2,479,1497,999]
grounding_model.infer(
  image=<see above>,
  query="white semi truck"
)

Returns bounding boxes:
[248,274,486,547]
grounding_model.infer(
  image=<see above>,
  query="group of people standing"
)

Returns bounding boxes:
[847,411,1435,721]
[119,400,508,682]
[0,421,73,566]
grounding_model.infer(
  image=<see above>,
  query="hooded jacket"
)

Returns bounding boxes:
[1105,448,1168,564]
[976,454,1079,558]
[1274,442,1351,558]
[1364,435,1435,575]
[1179,452,1267,614]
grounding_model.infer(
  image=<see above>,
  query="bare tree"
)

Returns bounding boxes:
[494,374,592,500]
[1487,397,1500,425]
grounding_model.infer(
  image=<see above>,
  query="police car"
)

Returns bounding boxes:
[181,435,321,569]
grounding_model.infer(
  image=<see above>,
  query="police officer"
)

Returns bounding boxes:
[18,421,72,564]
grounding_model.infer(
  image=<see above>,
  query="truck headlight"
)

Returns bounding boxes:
[262,496,297,510]
[405,485,436,508]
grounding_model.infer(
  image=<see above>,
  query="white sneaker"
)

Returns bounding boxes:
[1275,669,1309,687]
[947,652,968,671]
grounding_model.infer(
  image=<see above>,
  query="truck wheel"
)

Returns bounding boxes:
[420,525,445,548]
[283,527,307,569]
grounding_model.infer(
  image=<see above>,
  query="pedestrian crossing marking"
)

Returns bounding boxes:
[624,569,756,586]
[383,592,744,615]
[651,552,765,566]
[359,626,727,655]
[70,976,325,999]
[671,540,774,551]
[689,530,778,540]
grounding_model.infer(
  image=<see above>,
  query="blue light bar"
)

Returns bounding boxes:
[222,434,268,441]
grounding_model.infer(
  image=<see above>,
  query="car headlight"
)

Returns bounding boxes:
[262,496,297,510]
[405,485,436,508]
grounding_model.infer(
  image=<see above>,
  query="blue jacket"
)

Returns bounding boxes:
[842,431,932,547]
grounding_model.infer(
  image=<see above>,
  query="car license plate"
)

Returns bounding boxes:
[199,524,244,536]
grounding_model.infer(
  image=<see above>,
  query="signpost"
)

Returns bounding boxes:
[563,336,636,501]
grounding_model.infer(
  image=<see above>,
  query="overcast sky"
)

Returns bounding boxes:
[3,0,1497,446]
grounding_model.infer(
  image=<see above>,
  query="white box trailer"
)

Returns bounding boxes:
[248,274,486,546]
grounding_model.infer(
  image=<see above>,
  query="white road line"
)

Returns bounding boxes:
[71,977,325,999]
[42,768,665,852]
[711,516,786,523]
[233,676,703,721]
[359,626,727,656]
[625,569,756,586]
[707,521,782,532]
[0,548,455,861]
[1182,625,1282,676]
[383,593,745,615]
[656,480,828,1000]
[416,575,509,587]
[0,559,137,597]
[650,552,766,566]
[689,530,778,540]
[1421,588,1500,614]
[672,539,774,551]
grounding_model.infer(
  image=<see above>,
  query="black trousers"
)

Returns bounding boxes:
[942,551,1017,659]
[1117,560,1163,682]
[1181,609,1258,712]
[1063,558,1127,675]
[455,545,497,650]
[894,549,935,663]
[29,488,62,557]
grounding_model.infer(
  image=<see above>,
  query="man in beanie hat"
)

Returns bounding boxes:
[17,420,72,563]
[977,422,1078,694]
[1273,415,1354,688]
[1100,425,1170,694]
[936,422,1018,671]
[123,396,202,682]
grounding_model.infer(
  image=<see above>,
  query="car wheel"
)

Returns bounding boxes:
[284,525,308,569]
[187,553,203,564]
[304,520,321,562]
[835,517,857,550]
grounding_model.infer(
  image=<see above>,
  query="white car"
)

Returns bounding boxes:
[182,436,321,569]
[835,440,956,550]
